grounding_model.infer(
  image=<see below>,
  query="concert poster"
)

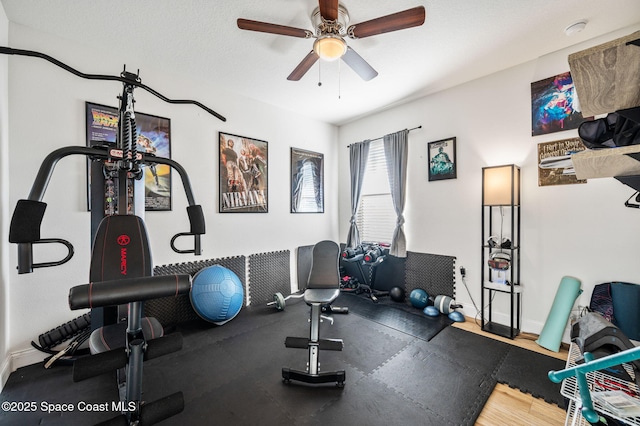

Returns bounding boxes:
[219,132,268,213]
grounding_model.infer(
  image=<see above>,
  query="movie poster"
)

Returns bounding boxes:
[219,132,268,213]
[85,102,172,211]
[531,72,588,136]
[291,148,324,213]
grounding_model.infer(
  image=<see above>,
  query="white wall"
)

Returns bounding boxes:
[3,23,339,376]
[339,24,640,337]
[0,2,10,387]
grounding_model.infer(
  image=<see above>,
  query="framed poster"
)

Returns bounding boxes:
[531,72,589,136]
[291,148,324,213]
[537,137,587,186]
[219,132,268,213]
[85,102,172,211]
[428,137,457,181]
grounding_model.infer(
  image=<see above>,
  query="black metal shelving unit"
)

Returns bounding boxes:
[481,165,521,339]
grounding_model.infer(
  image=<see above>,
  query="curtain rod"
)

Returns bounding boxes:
[347,126,422,147]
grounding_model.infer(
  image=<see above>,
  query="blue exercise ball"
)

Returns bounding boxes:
[190,265,244,325]
[409,288,429,309]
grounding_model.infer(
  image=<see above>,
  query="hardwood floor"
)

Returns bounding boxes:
[452,318,568,425]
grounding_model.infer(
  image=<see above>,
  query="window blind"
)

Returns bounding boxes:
[356,140,395,243]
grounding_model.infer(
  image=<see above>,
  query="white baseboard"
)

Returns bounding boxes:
[458,301,571,344]
[0,355,10,392]
[0,347,46,392]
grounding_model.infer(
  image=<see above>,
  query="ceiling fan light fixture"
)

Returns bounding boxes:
[313,35,347,61]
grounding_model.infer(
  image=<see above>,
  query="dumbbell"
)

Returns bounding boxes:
[363,247,382,263]
[342,246,364,259]
[266,292,304,311]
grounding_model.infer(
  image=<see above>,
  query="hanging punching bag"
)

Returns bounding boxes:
[536,276,582,352]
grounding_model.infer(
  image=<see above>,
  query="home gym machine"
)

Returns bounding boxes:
[5,46,226,425]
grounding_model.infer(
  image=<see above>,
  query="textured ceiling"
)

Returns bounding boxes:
[2,0,640,125]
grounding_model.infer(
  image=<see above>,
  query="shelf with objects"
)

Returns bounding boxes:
[554,342,640,425]
[552,310,640,425]
[481,164,521,339]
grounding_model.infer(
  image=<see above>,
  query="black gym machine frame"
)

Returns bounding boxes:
[5,46,225,425]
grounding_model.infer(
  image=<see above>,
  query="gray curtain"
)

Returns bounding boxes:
[383,129,408,257]
[347,140,370,248]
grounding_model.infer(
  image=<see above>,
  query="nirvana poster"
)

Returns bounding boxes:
[219,132,268,213]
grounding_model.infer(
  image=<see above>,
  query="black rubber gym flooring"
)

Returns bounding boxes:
[0,294,565,425]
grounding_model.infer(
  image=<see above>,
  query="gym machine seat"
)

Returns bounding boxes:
[282,240,346,387]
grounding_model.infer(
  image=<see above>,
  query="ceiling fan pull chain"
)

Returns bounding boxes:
[318,58,322,87]
[338,59,342,99]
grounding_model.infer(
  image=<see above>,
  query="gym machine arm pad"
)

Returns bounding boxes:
[8,146,110,273]
[69,274,192,310]
[9,199,46,243]
[187,204,206,235]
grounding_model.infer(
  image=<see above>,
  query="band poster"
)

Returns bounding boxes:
[85,102,172,211]
[219,132,268,213]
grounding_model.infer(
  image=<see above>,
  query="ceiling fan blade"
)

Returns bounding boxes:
[341,47,378,81]
[287,51,320,81]
[319,0,339,21]
[237,18,312,38]
[347,6,426,39]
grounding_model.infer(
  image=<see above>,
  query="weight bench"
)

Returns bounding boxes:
[282,240,346,387]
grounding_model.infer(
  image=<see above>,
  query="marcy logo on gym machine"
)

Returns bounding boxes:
[117,234,131,276]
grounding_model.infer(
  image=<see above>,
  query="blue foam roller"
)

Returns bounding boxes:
[536,276,582,352]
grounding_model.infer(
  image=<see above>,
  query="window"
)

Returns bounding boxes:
[356,140,395,243]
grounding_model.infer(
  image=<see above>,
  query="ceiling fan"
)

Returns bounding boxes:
[237,1,426,82]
